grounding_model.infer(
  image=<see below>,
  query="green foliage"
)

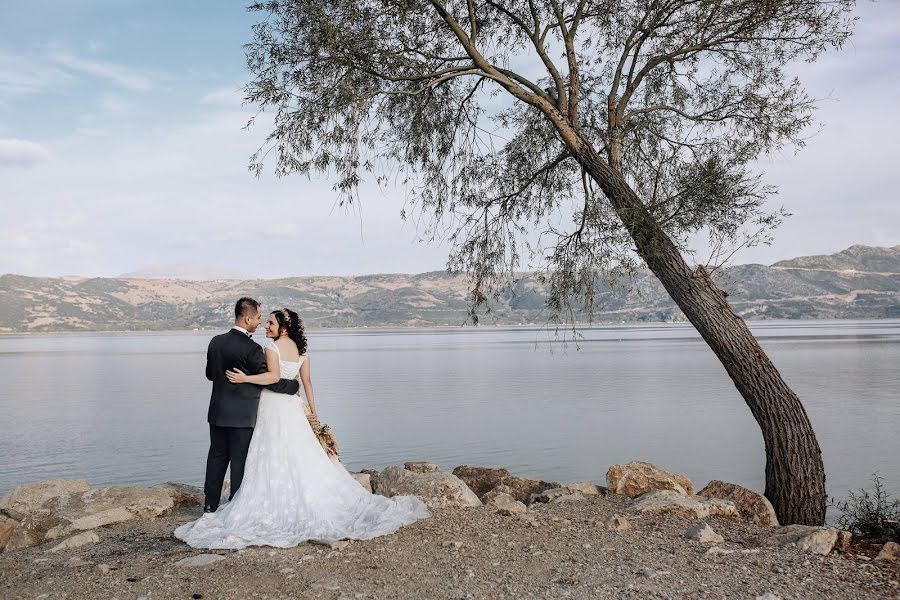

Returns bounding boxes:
[244,0,855,322]
[833,474,900,543]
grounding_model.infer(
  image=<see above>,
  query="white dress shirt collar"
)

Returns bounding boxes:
[231,325,251,337]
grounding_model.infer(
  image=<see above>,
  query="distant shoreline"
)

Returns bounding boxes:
[1,317,898,337]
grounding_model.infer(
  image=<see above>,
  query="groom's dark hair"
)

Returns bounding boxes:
[234,297,260,320]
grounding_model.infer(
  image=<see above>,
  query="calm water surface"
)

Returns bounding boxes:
[1,320,898,506]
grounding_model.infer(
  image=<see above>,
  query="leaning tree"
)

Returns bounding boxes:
[244,0,855,525]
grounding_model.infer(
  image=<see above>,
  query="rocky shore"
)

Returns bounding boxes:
[2,461,898,599]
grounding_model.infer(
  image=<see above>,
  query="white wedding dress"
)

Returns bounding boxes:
[175,343,430,549]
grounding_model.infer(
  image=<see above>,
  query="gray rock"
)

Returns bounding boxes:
[564,481,607,496]
[765,525,839,555]
[628,490,740,520]
[483,492,526,515]
[378,466,481,508]
[0,480,91,521]
[451,466,511,497]
[310,578,341,591]
[404,462,440,473]
[175,554,226,567]
[686,522,725,544]
[493,475,562,505]
[65,556,91,568]
[350,473,372,493]
[607,461,694,498]
[875,541,899,562]
[605,515,632,531]
[698,480,778,526]
[49,531,100,553]
[551,492,587,504]
[529,487,569,504]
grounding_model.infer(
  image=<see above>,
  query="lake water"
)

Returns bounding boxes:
[1,320,898,510]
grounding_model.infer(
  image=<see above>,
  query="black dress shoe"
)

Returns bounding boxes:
[203,505,218,513]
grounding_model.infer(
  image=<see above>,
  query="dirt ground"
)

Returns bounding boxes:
[2,494,898,600]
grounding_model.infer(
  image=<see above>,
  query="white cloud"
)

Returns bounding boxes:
[0,50,75,100]
[49,50,153,91]
[0,138,51,168]
[201,86,246,108]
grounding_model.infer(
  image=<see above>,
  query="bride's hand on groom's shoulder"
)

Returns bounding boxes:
[226,368,248,384]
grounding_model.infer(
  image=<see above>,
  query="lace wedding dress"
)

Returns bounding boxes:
[175,344,430,549]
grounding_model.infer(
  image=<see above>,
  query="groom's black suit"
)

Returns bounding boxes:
[203,328,300,508]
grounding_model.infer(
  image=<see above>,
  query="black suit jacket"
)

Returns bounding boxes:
[206,329,301,428]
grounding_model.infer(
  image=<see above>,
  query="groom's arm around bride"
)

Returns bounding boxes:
[202,297,300,510]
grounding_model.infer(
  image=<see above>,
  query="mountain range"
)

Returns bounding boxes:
[1,245,897,332]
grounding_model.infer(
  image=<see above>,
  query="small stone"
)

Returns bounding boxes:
[441,540,464,549]
[637,568,657,578]
[301,555,316,561]
[876,541,900,562]
[565,481,607,496]
[705,546,735,556]
[604,515,632,531]
[756,594,781,600]
[65,556,90,568]
[310,578,341,591]
[279,567,295,574]
[95,563,111,574]
[836,530,852,552]
[529,487,570,504]
[686,522,725,545]
[175,554,225,567]
[192,594,203,599]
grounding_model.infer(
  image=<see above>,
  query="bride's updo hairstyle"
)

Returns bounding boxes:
[272,308,308,355]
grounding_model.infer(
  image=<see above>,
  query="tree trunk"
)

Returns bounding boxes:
[569,135,827,525]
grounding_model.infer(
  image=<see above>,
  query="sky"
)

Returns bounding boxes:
[0,1,898,278]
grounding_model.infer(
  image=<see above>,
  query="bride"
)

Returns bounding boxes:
[175,308,430,549]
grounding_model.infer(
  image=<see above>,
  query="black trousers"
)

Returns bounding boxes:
[203,424,254,508]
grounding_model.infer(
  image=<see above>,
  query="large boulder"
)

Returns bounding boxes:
[607,462,694,497]
[451,466,511,498]
[3,510,69,552]
[157,483,204,507]
[698,480,778,526]
[359,470,382,494]
[0,518,16,551]
[628,490,740,520]
[494,475,562,505]
[765,525,839,555]
[405,462,440,474]
[377,466,481,508]
[1,482,187,552]
[0,480,91,520]
[46,486,175,525]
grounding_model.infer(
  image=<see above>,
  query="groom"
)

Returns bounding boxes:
[202,297,300,512]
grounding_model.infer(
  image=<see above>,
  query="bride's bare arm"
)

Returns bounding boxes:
[298,356,317,419]
[226,348,281,385]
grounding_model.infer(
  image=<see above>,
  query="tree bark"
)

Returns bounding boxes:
[564,131,826,525]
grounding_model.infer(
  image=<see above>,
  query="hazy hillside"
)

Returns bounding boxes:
[1,245,898,332]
